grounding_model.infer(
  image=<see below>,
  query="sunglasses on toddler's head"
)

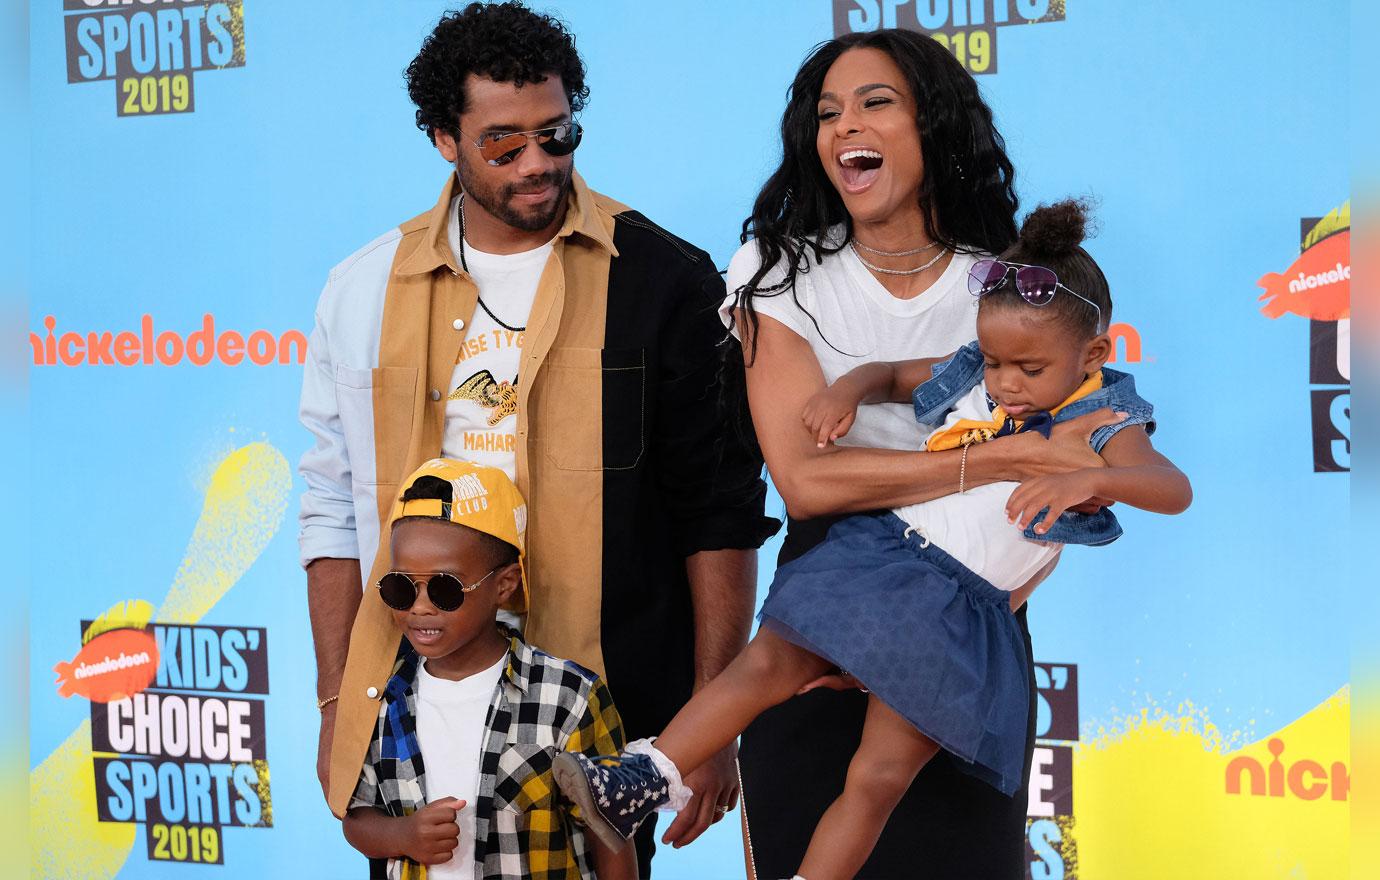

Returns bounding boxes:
[376,568,501,612]
[461,121,583,166]
[968,259,1104,330]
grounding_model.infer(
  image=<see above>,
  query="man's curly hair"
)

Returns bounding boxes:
[405,2,589,144]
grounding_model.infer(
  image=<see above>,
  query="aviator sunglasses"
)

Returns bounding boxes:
[459,121,583,166]
[968,259,1104,330]
[376,567,503,612]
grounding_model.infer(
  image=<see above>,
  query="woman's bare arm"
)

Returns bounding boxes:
[743,313,1120,520]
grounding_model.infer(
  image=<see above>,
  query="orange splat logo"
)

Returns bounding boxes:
[54,628,159,703]
[1257,204,1350,322]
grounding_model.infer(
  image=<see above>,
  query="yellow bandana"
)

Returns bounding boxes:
[925,371,1104,452]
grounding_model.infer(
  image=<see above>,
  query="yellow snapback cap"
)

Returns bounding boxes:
[388,458,528,610]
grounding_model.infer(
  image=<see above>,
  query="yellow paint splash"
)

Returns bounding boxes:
[1073,688,1349,879]
[32,442,291,879]
[226,0,247,68]
[157,442,290,624]
[82,599,154,644]
[251,759,273,828]
[1303,200,1350,252]
[30,722,137,880]
[1354,674,1380,880]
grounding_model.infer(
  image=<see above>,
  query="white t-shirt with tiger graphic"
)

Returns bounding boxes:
[440,196,552,479]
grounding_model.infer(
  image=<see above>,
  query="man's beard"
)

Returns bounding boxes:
[456,157,573,233]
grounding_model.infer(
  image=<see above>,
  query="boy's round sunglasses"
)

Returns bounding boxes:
[968,259,1103,329]
[376,567,502,612]
[460,121,583,166]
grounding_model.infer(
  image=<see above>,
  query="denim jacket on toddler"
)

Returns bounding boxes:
[911,341,1156,546]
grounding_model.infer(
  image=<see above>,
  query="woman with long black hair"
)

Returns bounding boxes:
[723,30,1115,878]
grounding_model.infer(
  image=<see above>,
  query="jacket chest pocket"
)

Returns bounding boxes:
[531,347,646,471]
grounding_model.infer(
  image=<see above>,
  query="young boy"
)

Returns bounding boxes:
[343,458,637,880]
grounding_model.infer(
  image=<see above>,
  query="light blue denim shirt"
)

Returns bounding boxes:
[912,341,1156,546]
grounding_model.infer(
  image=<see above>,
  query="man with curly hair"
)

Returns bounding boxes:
[298,3,776,877]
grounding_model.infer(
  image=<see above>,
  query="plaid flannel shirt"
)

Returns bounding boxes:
[350,627,625,880]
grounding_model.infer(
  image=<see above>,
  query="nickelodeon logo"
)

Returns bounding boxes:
[31,315,307,367]
[1225,737,1349,802]
[1257,201,1350,322]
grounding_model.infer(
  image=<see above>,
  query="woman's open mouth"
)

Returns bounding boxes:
[838,148,884,193]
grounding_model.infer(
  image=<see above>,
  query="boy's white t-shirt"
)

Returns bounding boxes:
[411,653,508,880]
[722,230,983,453]
[893,383,1062,591]
[440,196,552,480]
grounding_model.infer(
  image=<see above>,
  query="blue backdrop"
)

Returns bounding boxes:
[28,2,1350,878]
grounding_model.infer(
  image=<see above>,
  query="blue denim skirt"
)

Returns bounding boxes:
[757,511,1030,796]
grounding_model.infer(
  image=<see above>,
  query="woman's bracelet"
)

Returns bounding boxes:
[317,694,339,711]
[959,443,971,494]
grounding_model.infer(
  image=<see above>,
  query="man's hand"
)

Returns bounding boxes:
[676,549,753,850]
[400,797,464,865]
[316,701,337,799]
[673,549,752,849]
[661,744,738,849]
[1012,408,1125,480]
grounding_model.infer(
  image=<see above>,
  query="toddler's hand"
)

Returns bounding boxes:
[802,382,862,448]
[402,796,464,865]
[1006,471,1101,534]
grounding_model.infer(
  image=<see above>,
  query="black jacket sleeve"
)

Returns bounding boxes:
[651,259,781,556]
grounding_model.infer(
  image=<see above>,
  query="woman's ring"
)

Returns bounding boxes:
[715,805,729,814]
